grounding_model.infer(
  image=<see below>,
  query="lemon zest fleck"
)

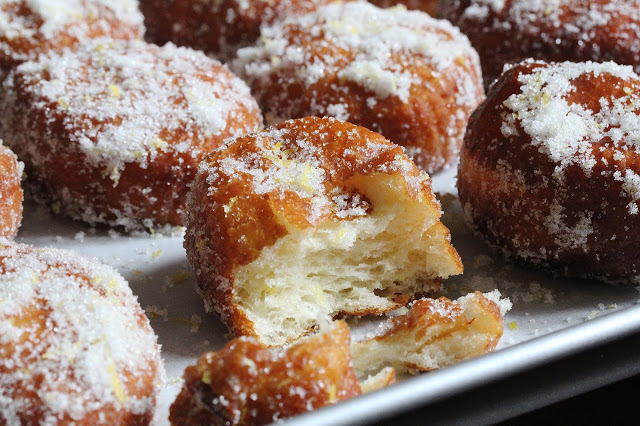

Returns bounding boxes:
[171,268,190,285]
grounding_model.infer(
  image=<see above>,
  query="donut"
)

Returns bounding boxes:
[0,144,23,239]
[440,0,640,88]
[169,320,361,425]
[351,291,509,376]
[0,39,262,231]
[139,0,347,63]
[457,60,640,281]
[369,0,438,15]
[0,239,163,424]
[184,116,463,346]
[231,1,484,173]
[0,0,144,73]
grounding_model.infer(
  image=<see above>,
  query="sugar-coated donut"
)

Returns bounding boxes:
[0,239,163,424]
[140,0,346,63]
[0,144,23,239]
[370,0,438,15]
[232,1,484,173]
[458,60,640,281]
[184,116,463,346]
[169,320,361,425]
[0,39,262,231]
[0,0,144,73]
[440,0,640,88]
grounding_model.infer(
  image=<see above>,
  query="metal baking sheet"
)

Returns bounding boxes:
[14,164,640,425]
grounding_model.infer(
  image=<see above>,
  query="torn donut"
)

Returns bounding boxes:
[184,116,463,346]
[0,239,163,425]
[231,1,484,173]
[0,39,262,231]
[0,144,22,239]
[458,60,640,281]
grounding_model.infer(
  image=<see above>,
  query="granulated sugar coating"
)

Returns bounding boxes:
[140,0,350,63]
[441,0,640,87]
[0,238,164,425]
[458,59,640,282]
[184,116,463,346]
[0,0,144,71]
[0,143,23,240]
[0,39,262,231]
[232,1,484,173]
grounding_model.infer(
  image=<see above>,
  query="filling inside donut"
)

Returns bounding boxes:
[232,173,462,346]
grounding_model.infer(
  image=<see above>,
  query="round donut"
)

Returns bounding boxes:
[457,60,640,281]
[0,0,144,73]
[440,0,640,88]
[369,0,438,15]
[0,239,163,424]
[231,1,484,173]
[184,116,463,346]
[0,39,262,231]
[0,144,23,239]
[169,320,360,425]
[140,0,347,63]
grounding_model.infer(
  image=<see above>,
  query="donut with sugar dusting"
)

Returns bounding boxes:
[458,60,640,281]
[440,0,640,88]
[0,144,23,239]
[231,1,484,173]
[0,0,144,73]
[140,0,349,63]
[184,116,463,346]
[0,238,163,424]
[0,39,262,231]
[370,0,438,15]
[169,320,361,425]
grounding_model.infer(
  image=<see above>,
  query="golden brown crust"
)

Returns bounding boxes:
[441,0,640,87]
[458,60,640,280]
[140,0,348,62]
[232,1,484,173]
[169,320,361,426]
[0,40,262,230]
[0,145,22,239]
[0,0,144,71]
[0,239,163,424]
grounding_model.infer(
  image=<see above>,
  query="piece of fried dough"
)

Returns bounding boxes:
[0,239,164,425]
[169,320,361,426]
[351,291,510,376]
[441,0,640,87]
[0,0,144,73]
[140,0,349,62]
[458,60,640,281]
[232,1,483,173]
[0,39,262,231]
[184,116,463,346]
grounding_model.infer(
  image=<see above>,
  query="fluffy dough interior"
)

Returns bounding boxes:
[233,173,461,346]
